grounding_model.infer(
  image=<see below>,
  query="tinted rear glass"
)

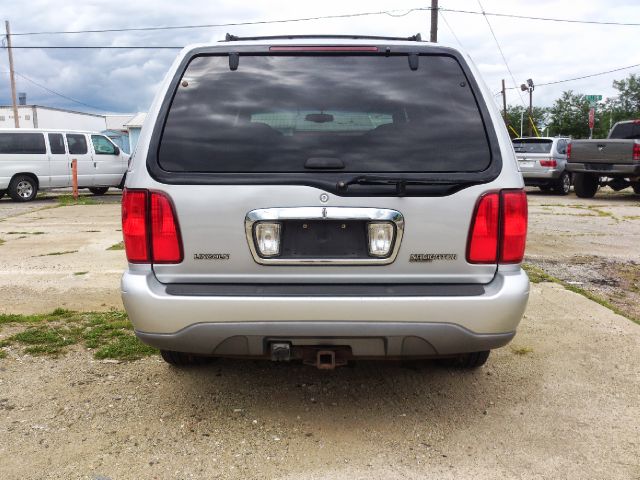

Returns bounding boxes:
[158,54,492,173]
[513,139,553,154]
[0,133,46,154]
[610,122,640,139]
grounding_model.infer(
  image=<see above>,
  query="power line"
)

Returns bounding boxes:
[8,6,640,37]
[0,70,103,110]
[503,63,640,90]
[10,8,432,36]
[476,0,526,106]
[440,8,640,27]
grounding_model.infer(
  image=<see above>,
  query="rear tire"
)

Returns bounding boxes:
[573,173,599,198]
[438,350,490,369]
[553,172,571,195]
[0,190,5,200]
[8,175,38,202]
[632,182,640,195]
[89,187,109,195]
[539,185,552,193]
[160,349,213,367]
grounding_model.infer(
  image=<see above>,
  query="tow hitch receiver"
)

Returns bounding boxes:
[316,350,336,370]
[302,346,351,370]
[270,342,291,362]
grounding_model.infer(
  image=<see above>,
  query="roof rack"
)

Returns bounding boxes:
[224,33,423,42]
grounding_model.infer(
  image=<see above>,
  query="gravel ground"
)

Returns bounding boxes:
[0,188,639,479]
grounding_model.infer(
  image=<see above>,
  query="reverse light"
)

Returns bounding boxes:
[368,222,395,257]
[255,222,282,257]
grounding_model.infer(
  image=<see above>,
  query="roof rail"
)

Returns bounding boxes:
[223,33,423,42]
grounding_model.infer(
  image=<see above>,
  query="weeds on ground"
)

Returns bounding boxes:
[0,309,156,360]
[0,238,4,246]
[6,231,45,235]
[35,250,78,257]
[523,263,639,325]
[57,195,97,206]
[107,241,124,251]
[511,346,533,356]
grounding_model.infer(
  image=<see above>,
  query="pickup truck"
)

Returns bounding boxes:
[566,120,640,198]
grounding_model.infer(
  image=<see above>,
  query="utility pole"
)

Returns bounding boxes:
[501,79,507,124]
[430,0,438,43]
[5,20,19,128]
[520,78,534,137]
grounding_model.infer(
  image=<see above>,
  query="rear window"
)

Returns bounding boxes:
[158,54,492,173]
[513,139,553,154]
[0,133,46,154]
[609,122,640,139]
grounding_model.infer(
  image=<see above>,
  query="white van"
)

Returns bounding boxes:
[0,129,129,202]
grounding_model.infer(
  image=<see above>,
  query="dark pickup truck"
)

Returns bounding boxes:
[566,120,640,198]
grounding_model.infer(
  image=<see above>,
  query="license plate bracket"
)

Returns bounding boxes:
[280,220,368,259]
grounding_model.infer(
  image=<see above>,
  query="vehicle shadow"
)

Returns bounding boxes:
[149,354,538,437]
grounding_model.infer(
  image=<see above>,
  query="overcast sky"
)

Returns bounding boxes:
[1,0,638,114]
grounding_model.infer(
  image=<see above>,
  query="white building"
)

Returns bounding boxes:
[0,105,144,153]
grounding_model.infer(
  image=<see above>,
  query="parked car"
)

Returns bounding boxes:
[0,129,129,202]
[566,120,640,198]
[121,34,530,370]
[513,137,571,195]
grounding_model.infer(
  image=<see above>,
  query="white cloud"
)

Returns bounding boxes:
[0,0,638,113]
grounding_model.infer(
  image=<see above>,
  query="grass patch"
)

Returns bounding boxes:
[6,231,45,235]
[74,271,88,276]
[57,195,97,206]
[522,263,555,284]
[2,309,156,360]
[511,346,533,356]
[107,241,124,251]
[0,349,6,359]
[35,250,78,257]
[0,238,4,246]
[523,263,639,325]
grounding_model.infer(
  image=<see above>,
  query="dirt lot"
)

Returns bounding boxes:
[0,189,639,480]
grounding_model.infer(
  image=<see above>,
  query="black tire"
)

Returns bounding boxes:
[632,182,640,195]
[8,175,38,202]
[0,190,5,200]
[89,187,109,195]
[539,185,552,193]
[438,350,490,369]
[573,173,599,198]
[553,171,571,196]
[160,349,213,367]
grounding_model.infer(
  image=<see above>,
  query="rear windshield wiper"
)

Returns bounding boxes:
[336,175,465,196]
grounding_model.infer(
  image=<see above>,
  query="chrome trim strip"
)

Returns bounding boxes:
[245,207,404,265]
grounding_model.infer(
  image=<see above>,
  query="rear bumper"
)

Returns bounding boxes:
[566,163,640,175]
[121,268,529,357]
[521,169,563,181]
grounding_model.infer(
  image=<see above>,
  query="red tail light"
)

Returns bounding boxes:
[150,192,183,263]
[122,190,149,263]
[467,193,500,263]
[633,143,640,162]
[539,159,557,167]
[566,143,572,159]
[467,190,528,264]
[122,189,183,264]
[499,190,528,263]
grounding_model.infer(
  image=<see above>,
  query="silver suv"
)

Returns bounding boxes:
[513,137,571,195]
[121,34,529,369]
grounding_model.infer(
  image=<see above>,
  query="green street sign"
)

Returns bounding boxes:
[585,94,603,102]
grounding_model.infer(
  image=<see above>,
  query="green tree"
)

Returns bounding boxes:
[598,73,640,135]
[504,105,548,138]
[547,90,605,139]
